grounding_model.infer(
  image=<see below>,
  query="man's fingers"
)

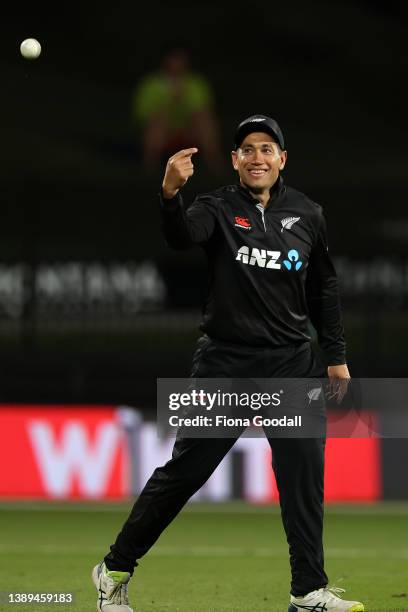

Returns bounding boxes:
[177,147,199,157]
[164,148,196,192]
[326,377,350,404]
[177,157,195,166]
[170,148,198,163]
[170,159,195,173]
[337,379,350,403]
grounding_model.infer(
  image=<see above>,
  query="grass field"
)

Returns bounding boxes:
[0,501,407,611]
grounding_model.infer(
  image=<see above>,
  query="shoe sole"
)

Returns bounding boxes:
[289,604,364,612]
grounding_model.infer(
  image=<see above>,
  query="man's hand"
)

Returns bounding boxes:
[327,363,350,404]
[162,148,198,199]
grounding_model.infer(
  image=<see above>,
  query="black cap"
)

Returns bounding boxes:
[234,115,285,150]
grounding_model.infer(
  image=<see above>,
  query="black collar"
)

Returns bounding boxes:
[236,175,285,210]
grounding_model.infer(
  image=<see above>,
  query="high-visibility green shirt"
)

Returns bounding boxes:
[131,73,213,131]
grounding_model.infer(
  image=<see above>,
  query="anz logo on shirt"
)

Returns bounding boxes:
[236,247,303,271]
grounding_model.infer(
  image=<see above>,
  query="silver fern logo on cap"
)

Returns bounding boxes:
[281,216,300,232]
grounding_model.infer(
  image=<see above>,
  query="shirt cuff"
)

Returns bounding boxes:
[324,353,347,367]
[158,188,182,210]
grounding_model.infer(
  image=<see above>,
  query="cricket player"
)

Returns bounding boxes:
[92,115,364,611]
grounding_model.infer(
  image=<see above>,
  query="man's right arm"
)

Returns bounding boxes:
[159,148,217,249]
[159,190,217,249]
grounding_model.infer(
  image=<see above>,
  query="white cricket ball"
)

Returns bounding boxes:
[20,38,42,60]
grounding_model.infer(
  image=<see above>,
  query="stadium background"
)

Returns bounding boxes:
[1,1,408,503]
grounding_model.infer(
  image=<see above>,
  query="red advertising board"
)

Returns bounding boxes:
[0,406,129,499]
[0,406,381,502]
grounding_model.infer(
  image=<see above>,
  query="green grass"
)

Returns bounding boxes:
[0,501,407,611]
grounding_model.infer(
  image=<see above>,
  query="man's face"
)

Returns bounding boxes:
[231,132,287,193]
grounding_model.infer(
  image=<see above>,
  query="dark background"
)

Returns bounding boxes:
[1,1,407,407]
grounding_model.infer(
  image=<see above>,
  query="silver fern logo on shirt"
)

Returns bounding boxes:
[281,216,300,232]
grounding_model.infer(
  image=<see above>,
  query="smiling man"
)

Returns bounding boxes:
[91,115,363,612]
[232,129,286,206]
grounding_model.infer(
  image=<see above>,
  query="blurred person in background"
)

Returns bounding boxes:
[131,45,224,174]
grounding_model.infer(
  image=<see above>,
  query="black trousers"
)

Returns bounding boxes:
[105,336,328,597]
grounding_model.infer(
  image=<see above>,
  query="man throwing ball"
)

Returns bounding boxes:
[92,115,364,612]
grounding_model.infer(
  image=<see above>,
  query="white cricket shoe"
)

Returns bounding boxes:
[289,586,364,611]
[92,561,133,612]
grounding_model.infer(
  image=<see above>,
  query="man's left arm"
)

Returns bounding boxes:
[305,211,350,401]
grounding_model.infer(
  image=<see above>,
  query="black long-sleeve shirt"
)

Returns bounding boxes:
[159,176,346,365]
